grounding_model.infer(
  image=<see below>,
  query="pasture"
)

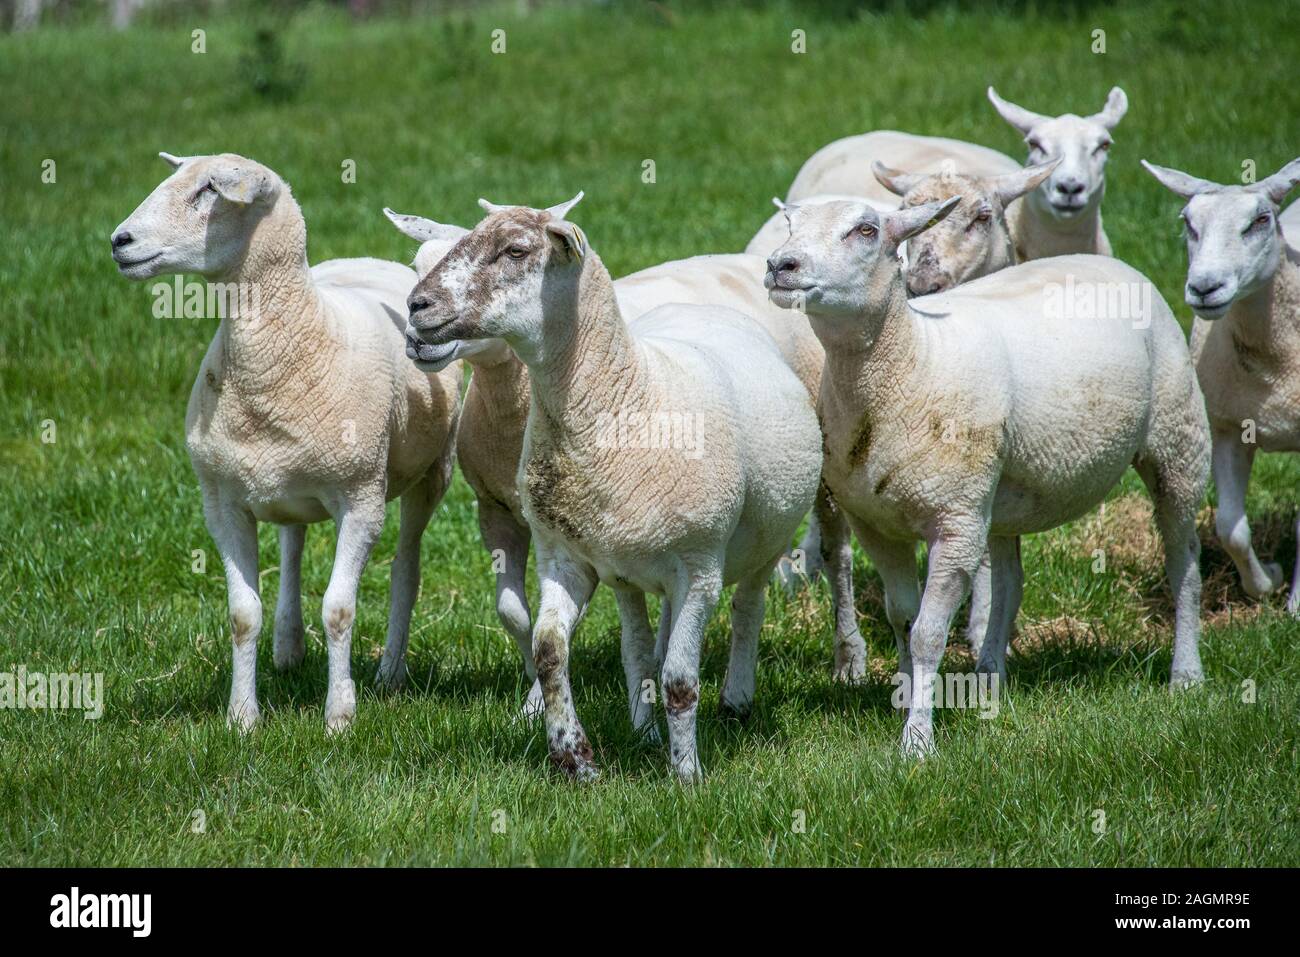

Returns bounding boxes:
[1,0,1297,865]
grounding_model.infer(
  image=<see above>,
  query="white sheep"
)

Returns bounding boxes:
[987,86,1128,260]
[784,130,1022,206]
[110,153,462,732]
[403,195,823,781]
[386,206,868,705]
[766,198,1210,754]
[1143,157,1300,613]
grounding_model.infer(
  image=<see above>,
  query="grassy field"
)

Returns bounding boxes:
[1,0,1298,866]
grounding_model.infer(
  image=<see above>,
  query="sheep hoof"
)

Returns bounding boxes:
[324,683,357,734]
[1245,562,1285,599]
[718,698,751,722]
[551,747,599,782]
[1287,588,1300,618]
[671,754,703,784]
[226,703,260,734]
[832,652,867,686]
[273,631,305,672]
[1169,669,1205,690]
[518,680,545,720]
[374,658,407,693]
[899,721,935,759]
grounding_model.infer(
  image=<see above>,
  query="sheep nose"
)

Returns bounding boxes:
[111,230,134,249]
[767,255,799,275]
[407,293,433,317]
[1188,278,1224,298]
[1056,179,1085,196]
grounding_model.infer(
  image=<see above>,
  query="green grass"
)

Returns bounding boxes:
[1,0,1298,866]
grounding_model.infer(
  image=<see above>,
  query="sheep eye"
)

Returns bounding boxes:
[1182,218,1199,242]
[1027,139,1044,154]
[505,246,528,260]
[971,209,991,225]
[1095,140,1112,154]
[857,223,877,238]
[1248,213,1271,232]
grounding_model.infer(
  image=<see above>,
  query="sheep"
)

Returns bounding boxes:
[765,198,1210,755]
[987,86,1128,261]
[869,158,1059,295]
[784,130,1022,206]
[386,207,869,706]
[403,195,823,781]
[1143,157,1300,614]
[110,153,462,732]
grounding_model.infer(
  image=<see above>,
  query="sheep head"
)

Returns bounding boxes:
[764,197,960,320]
[110,152,281,280]
[404,192,586,369]
[872,159,1058,295]
[987,86,1126,224]
[1143,157,1300,319]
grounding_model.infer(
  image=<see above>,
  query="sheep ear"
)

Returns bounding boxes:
[882,196,961,248]
[987,86,1049,134]
[993,158,1060,206]
[1141,160,1219,199]
[546,219,588,260]
[771,196,787,211]
[545,191,585,220]
[159,151,187,168]
[209,164,276,205]
[1249,157,1300,205]
[478,198,508,214]
[383,207,467,244]
[872,161,921,197]
[1091,86,1128,130]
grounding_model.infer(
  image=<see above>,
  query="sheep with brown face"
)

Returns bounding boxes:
[870,159,1059,295]
[404,195,822,782]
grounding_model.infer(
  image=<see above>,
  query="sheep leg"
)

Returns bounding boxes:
[1212,431,1283,598]
[476,501,538,716]
[1136,453,1206,687]
[321,498,386,733]
[776,511,824,592]
[1289,516,1300,618]
[662,561,724,783]
[901,532,985,756]
[973,536,1022,688]
[848,518,920,691]
[964,548,993,660]
[375,477,441,692]
[653,597,673,668]
[721,557,781,718]
[533,543,599,780]
[273,524,307,671]
[204,498,262,732]
[613,587,660,741]
[817,491,865,683]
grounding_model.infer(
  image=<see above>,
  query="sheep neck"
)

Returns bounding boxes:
[525,253,645,439]
[1223,243,1300,355]
[817,268,922,414]
[1014,191,1106,258]
[212,192,334,395]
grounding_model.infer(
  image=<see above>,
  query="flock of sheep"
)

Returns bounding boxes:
[108,86,1300,782]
